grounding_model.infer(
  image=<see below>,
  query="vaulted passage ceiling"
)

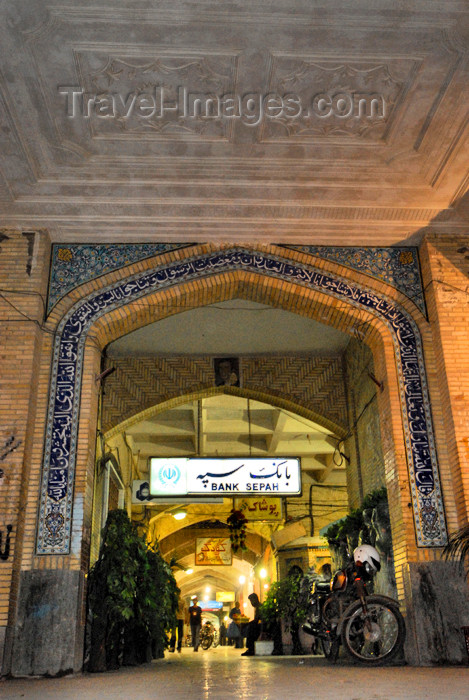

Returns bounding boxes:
[105,299,349,487]
[124,394,346,486]
[1,0,468,245]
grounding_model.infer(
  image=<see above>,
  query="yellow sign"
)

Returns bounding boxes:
[195,537,232,566]
[216,591,235,603]
[235,497,283,521]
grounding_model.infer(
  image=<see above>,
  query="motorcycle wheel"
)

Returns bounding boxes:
[201,636,212,650]
[341,595,405,665]
[320,635,340,664]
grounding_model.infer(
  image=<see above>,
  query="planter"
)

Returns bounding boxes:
[255,640,274,656]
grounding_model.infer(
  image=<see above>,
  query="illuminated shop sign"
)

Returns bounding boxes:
[196,537,232,566]
[216,592,235,603]
[200,601,223,611]
[149,457,301,496]
[235,497,283,521]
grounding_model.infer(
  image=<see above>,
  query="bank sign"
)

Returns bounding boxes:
[149,457,301,496]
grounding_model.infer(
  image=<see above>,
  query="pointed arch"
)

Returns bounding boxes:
[104,385,347,442]
[36,247,447,554]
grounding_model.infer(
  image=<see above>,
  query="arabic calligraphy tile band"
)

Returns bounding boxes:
[47,243,195,314]
[279,245,426,317]
[36,248,446,554]
[48,243,425,317]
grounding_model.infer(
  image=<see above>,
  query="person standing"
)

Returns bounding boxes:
[169,594,186,653]
[189,596,202,652]
[219,621,227,646]
[229,600,243,649]
[241,593,262,657]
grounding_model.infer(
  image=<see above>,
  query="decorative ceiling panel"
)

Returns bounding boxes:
[0,1,467,243]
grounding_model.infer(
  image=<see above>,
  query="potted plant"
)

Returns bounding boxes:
[260,570,311,655]
[259,582,283,655]
[87,510,140,671]
[86,509,178,672]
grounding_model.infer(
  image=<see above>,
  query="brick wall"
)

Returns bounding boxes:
[0,230,50,668]
[344,337,386,509]
[101,354,348,434]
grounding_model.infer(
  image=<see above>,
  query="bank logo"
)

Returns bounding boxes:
[158,464,181,488]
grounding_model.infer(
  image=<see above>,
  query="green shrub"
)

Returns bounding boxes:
[87,509,178,671]
[323,487,389,554]
[260,570,311,654]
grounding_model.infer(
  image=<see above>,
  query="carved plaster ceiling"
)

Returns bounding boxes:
[1,0,468,244]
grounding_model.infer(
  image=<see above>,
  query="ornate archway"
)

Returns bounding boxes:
[37,246,446,557]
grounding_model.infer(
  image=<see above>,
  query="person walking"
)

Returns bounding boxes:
[188,596,202,652]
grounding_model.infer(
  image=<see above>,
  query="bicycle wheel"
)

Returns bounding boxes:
[320,634,339,664]
[341,596,405,665]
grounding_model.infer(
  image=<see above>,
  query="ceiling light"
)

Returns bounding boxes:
[185,568,193,575]
[173,511,187,520]
[205,586,211,593]
[259,568,267,579]
[239,575,246,584]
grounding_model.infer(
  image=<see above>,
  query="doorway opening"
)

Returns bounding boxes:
[88,294,395,657]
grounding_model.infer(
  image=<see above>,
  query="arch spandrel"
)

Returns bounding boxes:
[36,247,447,555]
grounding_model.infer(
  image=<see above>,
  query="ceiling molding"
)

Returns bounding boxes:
[1,0,467,244]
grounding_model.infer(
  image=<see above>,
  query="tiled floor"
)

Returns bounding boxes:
[1,645,468,700]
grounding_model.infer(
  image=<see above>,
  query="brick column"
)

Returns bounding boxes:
[420,233,469,527]
[400,232,469,665]
[0,230,50,674]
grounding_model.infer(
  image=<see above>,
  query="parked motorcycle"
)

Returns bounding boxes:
[302,544,406,665]
[200,622,216,650]
[185,623,219,650]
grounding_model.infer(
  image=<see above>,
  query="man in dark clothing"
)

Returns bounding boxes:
[189,596,202,652]
[219,622,227,646]
[241,593,262,656]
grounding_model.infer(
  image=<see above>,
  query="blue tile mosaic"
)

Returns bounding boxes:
[47,243,194,314]
[280,245,426,316]
[37,248,446,554]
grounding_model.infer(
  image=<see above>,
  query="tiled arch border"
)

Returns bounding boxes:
[36,247,447,554]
